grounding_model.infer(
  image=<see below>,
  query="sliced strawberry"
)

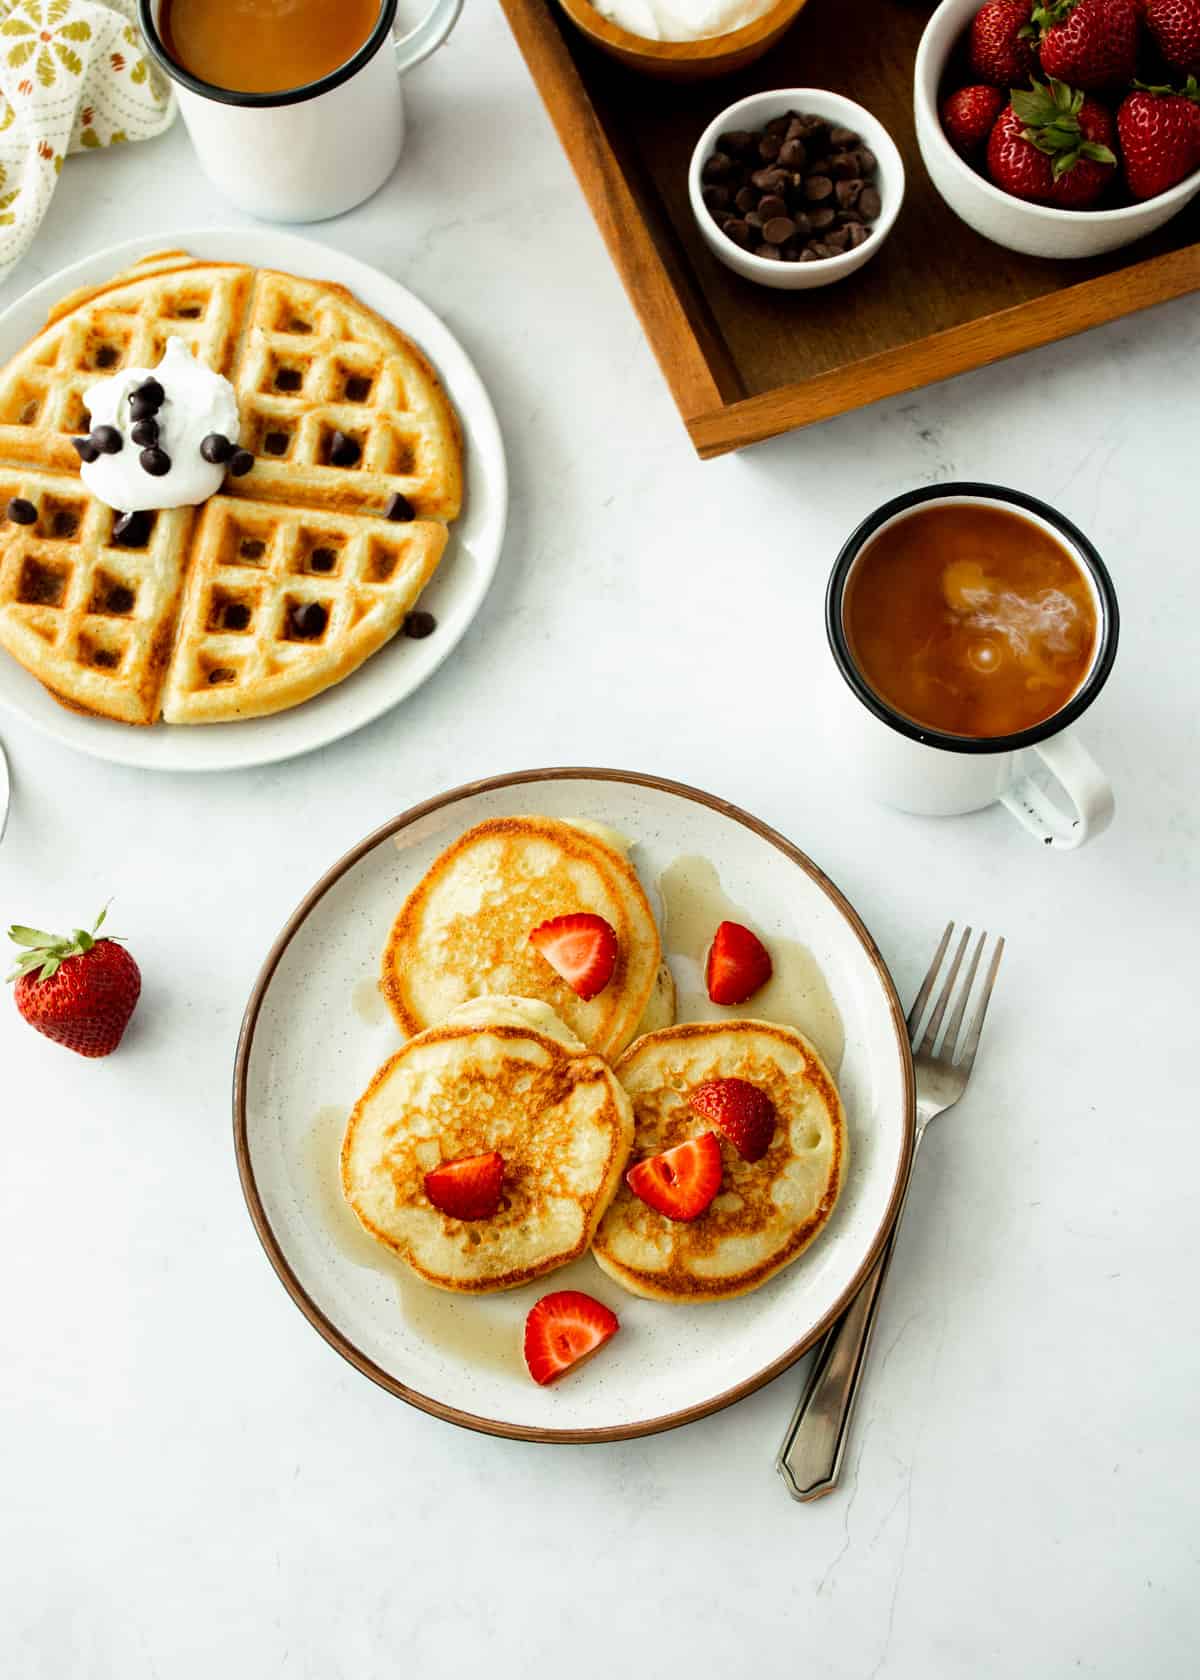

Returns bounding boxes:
[523,1289,619,1386]
[688,1077,777,1164]
[705,920,772,1006]
[528,912,617,1000]
[424,1150,504,1220]
[626,1131,722,1222]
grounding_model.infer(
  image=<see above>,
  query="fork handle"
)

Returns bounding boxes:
[776,1144,919,1501]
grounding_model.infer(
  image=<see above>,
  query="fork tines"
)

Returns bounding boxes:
[908,922,1005,1073]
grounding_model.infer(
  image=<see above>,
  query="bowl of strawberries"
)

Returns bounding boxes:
[915,0,1200,257]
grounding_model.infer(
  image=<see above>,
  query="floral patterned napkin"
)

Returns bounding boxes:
[0,0,174,285]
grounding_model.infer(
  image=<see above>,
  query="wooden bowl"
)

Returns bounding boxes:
[555,0,810,82]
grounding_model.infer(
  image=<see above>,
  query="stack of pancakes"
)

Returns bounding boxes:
[341,815,848,1302]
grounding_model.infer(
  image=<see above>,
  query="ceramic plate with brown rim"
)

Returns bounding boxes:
[235,768,914,1441]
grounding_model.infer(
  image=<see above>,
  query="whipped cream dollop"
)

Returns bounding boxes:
[79,338,241,512]
[591,0,776,41]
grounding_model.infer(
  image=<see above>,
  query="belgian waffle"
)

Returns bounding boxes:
[0,251,461,725]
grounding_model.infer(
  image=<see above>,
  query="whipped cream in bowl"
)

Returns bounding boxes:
[77,337,242,513]
[590,0,778,40]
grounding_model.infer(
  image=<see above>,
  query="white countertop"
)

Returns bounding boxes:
[2,7,1197,1676]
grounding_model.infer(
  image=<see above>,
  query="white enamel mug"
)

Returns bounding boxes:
[139,0,463,222]
[826,485,1120,850]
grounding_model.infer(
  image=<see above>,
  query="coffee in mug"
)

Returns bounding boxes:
[826,485,1119,850]
[158,0,382,94]
[842,502,1098,742]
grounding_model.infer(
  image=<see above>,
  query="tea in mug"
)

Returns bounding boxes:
[843,503,1098,739]
[159,0,381,95]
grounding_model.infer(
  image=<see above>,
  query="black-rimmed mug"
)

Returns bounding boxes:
[138,0,462,222]
[826,484,1119,850]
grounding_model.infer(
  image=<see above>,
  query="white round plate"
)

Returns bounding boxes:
[236,770,915,1442]
[0,229,506,772]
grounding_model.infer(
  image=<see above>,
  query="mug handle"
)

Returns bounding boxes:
[1000,731,1114,850]
[393,0,464,75]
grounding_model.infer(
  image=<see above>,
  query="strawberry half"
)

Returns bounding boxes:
[626,1131,722,1222]
[688,1078,778,1164]
[705,920,772,1006]
[424,1150,505,1220]
[528,912,617,1000]
[7,907,140,1058]
[523,1289,619,1386]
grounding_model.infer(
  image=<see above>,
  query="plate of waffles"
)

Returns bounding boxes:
[235,768,915,1441]
[0,228,505,771]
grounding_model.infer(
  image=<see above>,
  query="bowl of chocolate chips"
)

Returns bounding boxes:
[689,89,905,289]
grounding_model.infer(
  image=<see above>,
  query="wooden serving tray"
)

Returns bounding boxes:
[500,0,1200,457]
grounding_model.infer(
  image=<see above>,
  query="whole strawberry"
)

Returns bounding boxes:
[1117,79,1200,195]
[969,0,1039,86]
[987,78,1119,205]
[942,83,1009,155]
[8,907,141,1057]
[1033,0,1141,91]
[1146,0,1200,75]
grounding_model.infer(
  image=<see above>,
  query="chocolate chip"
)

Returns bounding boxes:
[403,609,437,639]
[72,435,100,464]
[859,186,883,220]
[808,206,837,229]
[750,167,789,192]
[804,175,834,203]
[835,178,864,209]
[92,425,122,455]
[762,216,797,245]
[779,138,806,170]
[758,193,788,220]
[384,491,415,522]
[723,219,753,247]
[229,449,254,477]
[718,129,756,156]
[807,241,838,259]
[140,447,171,477]
[791,211,813,237]
[830,126,861,148]
[830,152,861,181]
[223,602,251,631]
[131,418,159,448]
[755,243,783,260]
[129,379,164,420]
[702,184,731,214]
[757,134,782,161]
[7,497,36,525]
[290,600,328,639]
[824,227,851,254]
[856,148,878,175]
[763,114,791,139]
[328,430,361,468]
[845,222,873,249]
[744,211,764,231]
[836,207,866,226]
[734,185,757,213]
[701,152,733,182]
[200,432,232,464]
[787,115,826,142]
[112,510,150,547]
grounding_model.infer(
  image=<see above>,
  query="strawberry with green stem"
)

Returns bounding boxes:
[1118,77,1200,196]
[8,906,141,1057]
[987,77,1119,206]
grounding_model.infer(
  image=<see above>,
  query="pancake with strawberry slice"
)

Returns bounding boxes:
[341,996,634,1292]
[592,1020,847,1303]
[380,815,664,1060]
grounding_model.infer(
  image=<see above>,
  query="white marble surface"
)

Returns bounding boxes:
[2,6,1198,1676]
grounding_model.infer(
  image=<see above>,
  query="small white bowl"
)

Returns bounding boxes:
[688,88,905,291]
[915,0,1200,260]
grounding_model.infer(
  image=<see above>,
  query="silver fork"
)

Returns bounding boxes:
[777,922,1005,1502]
